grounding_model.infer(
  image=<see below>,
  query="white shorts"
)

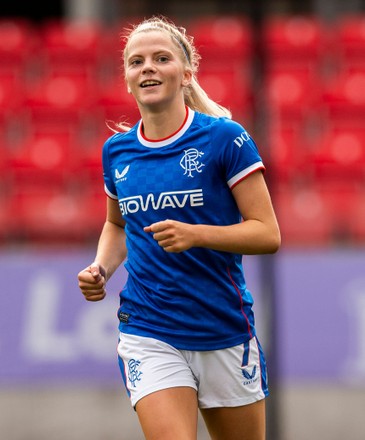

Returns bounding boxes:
[117,333,268,409]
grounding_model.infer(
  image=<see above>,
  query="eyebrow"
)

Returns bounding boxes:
[128,48,174,59]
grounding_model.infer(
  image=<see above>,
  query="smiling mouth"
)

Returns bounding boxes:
[140,80,162,88]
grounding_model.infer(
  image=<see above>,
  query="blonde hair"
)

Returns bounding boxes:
[113,16,232,132]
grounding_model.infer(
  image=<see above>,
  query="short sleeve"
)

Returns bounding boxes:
[102,137,118,199]
[213,118,265,189]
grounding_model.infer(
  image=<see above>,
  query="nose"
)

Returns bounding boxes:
[142,58,156,74]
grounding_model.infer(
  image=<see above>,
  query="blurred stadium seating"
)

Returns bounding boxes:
[0,14,364,246]
[263,14,365,247]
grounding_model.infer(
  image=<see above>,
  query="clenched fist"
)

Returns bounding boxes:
[78,262,107,302]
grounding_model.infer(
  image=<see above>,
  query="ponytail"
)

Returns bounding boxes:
[185,77,232,119]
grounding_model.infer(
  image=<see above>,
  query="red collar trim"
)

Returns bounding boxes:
[139,106,189,142]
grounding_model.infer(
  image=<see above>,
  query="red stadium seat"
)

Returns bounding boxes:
[262,15,329,72]
[308,127,365,182]
[8,128,79,185]
[188,16,253,63]
[321,70,365,126]
[0,125,10,184]
[349,187,365,242]
[11,182,106,243]
[315,183,365,244]
[0,19,39,75]
[265,68,322,122]
[76,129,110,185]
[266,122,308,184]
[83,184,107,235]
[273,180,365,246]
[0,74,25,115]
[0,190,13,243]
[273,185,333,246]
[334,15,365,69]
[40,19,104,76]
[7,185,95,243]
[24,72,98,126]
[96,75,141,127]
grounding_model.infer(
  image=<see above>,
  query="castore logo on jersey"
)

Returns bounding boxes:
[115,165,130,183]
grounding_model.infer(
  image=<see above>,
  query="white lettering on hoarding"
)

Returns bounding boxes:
[23,270,116,362]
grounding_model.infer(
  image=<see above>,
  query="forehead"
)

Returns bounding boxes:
[126,29,177,57]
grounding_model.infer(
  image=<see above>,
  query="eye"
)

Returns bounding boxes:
[157,55,169,63]
[129,58,142,66]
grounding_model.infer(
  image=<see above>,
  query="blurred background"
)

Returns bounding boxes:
[1,0,365,439]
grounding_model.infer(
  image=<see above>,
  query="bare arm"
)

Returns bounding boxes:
[144,171,281,255]
[94,197,127,280]
[78,197,127,301]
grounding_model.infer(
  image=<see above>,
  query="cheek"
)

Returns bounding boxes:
[125,74,137,93]
[168,71,184,87]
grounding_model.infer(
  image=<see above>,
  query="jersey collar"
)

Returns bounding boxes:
[137,107,195,148]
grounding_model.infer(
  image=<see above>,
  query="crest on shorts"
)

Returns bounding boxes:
[128,359,143,387]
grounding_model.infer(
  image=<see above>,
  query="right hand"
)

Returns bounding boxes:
[78,262,107,302]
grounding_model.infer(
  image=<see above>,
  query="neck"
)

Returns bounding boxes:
[140,104,188,140]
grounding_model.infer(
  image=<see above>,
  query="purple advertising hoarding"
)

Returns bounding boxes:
[278,250,365,384]
[0,249,124,384]
[0,248,364,386]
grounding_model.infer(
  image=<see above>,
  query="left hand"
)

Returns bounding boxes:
[144,219,196,253]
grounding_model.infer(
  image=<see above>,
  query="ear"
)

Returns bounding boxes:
[182,69,193,87]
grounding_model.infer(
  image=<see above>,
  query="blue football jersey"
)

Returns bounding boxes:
[103,107,265,350]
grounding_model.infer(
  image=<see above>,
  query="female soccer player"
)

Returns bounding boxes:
[78,16,280,440]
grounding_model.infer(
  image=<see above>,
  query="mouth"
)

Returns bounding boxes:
[140,80,162,88]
